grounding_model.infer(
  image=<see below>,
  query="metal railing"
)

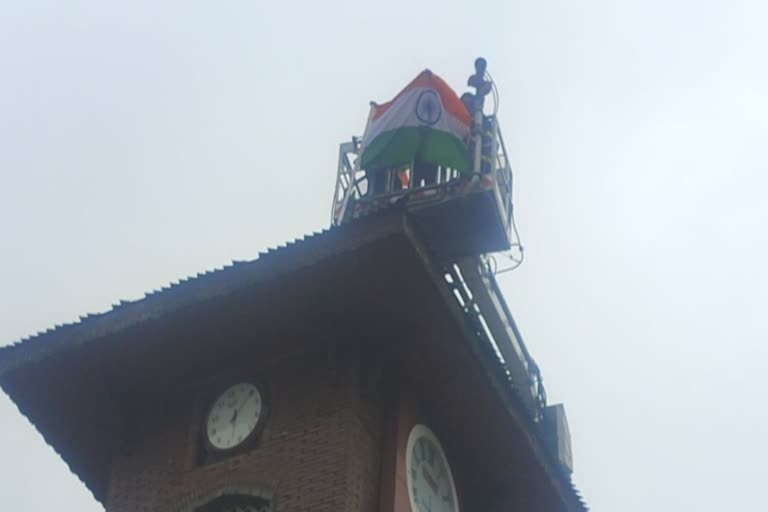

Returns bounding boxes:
[331,115,514,230]
[443,260,546,423]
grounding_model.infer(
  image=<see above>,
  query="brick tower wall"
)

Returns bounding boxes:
[105,353,383,512]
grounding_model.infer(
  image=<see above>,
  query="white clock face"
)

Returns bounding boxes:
[406,424,459,512]
[206,382,263,451]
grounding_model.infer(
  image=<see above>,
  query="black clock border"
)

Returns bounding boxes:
[200,379,271,462]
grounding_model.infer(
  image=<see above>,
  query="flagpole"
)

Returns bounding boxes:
[473,100,483,176]
[469,57,490,177]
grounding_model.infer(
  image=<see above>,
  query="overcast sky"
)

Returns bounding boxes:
[1,1,766,510]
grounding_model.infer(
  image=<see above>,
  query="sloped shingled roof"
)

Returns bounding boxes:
[0,244,304,374]
[0,214,397,376]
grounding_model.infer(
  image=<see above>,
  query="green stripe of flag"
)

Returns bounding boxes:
[361,126,471,172]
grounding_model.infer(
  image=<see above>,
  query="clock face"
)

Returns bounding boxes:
[205,382,263,451]
[406,424,459,512]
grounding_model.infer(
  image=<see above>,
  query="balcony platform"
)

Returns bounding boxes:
[340,173,512,258]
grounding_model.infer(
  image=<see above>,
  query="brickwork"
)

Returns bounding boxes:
[106,354,383,512]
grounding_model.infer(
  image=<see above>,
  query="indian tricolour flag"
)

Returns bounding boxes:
[359,70,472,172]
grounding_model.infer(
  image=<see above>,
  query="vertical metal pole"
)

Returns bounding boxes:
[473,96,484,175]
[490,116,498,175]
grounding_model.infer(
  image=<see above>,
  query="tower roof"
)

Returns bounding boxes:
[0,211,586,511]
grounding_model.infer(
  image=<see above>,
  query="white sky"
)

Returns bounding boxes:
[1,1,766,510]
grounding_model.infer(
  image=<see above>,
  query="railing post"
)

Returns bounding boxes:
[473,104,483,175]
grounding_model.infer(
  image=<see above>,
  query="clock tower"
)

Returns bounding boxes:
[0,64,586,512]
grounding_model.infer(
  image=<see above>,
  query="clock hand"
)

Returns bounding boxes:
[237,392,251,410]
